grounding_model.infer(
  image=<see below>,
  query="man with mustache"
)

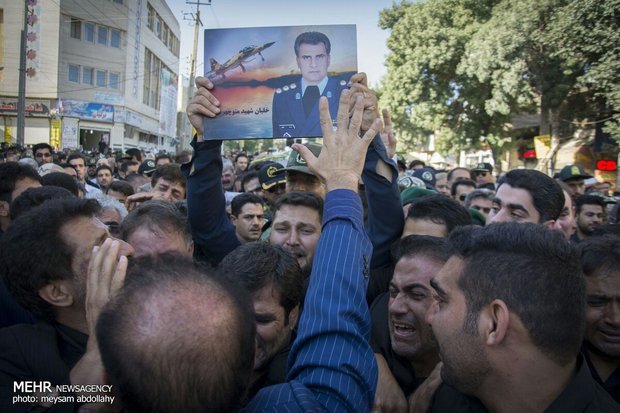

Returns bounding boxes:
[371,235,448,412]
[230,193,265,243]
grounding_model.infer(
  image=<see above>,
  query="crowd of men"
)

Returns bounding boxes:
[1,68,619,412]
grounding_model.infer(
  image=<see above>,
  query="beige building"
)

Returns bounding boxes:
[0,0,180,154]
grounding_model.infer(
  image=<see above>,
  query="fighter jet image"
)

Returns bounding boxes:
[206,41,276,81]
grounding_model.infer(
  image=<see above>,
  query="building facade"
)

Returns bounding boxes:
[0,0,180,154]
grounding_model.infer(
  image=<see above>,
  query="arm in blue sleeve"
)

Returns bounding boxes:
[362,135,404,269]
[286,189,378,412]
[181,137,240,266]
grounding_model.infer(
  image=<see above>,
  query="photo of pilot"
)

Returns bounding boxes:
[271,31,348,138]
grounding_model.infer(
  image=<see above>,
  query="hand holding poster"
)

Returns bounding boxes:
[202,24,357,140]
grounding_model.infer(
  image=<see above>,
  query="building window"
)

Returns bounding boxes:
[83,67,94,85]
[109,72,119,89]
[110,29,121,48]
[70,18,81,39]
[143,48,169,109]
[97,26,108,46]
[112,0,123,4]
[84,22,95,43]
[68,65,80,82]
[96,70,107,87]
[156,17,162,38]
[147,4,155,30]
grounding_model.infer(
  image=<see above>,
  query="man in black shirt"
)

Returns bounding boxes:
[424,223,618,412]
[0,198,133,412]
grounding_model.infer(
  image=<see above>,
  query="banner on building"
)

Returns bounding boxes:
[50,118,61,149]
[0,98,50,117]
[61,117,79,149]
[60,100,114,123]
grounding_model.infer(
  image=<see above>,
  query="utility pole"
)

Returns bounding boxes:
[183,1,211,147]
[185,1,211,98]
[17,0,29,147]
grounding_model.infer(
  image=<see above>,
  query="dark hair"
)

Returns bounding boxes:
[592,224,620,237]
[464,189,493,208]
[32,143,53,154]
[120,200,191,247]
[0,198,100,321]
[450,179,476,197]
[230,193,264,217]
[125,148,143,162]
[579,234,620,277]
[119,160,140,173]
[241,171,259,192]
[151,163,186,190]
[448,223,585,366]
[497,169,564,222]
[41,172,80,196]
[107,180,135,197]
[220,242,303,317]
[234,152,248,163]
[393,235,449,264]
[575,194,606,214]
[407,194,472,233]
[447,167,471,182]
[67,152,86,164]
[96,164,113,175]
[155,153,173,164]
[10,186,74,220]
[97,254,255,413]
[294,31,331,57]
[408,159,425,169]
[41,172,80,197]
[274,191,323,222]
[0,162,42,203]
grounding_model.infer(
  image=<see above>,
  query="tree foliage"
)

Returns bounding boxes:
[379,0,620,161]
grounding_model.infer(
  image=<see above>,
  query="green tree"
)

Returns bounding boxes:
[380,0,620,168]
[379,0,506,161]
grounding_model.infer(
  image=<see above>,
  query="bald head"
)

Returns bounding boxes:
[97,254,255,413]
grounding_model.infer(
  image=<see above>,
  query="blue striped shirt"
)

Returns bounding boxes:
[245,189,378,412]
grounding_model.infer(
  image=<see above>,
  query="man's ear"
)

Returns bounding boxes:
[542,219,557,229]
[480,299,509,347]
[230,215,238,227]
[0,200,10,217]
[287,304,300,330]
[38,281,75,308]
[187,240,195,256]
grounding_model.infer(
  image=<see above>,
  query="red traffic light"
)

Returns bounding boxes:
[522,150,536,159]
[596,160,617,171]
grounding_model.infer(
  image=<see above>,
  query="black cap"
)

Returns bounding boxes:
[258,162,286,190]
[138,159,157,176]
[87,157,97,166]
[557,164,592,181]
[472,162,493,173]
[412,168,436,190]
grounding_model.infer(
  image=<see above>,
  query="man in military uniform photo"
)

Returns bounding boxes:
[272,31,348,138]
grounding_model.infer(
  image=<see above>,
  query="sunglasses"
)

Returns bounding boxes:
[266,183,285,194]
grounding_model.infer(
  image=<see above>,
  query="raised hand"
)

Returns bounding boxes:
[293,89,381,192]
